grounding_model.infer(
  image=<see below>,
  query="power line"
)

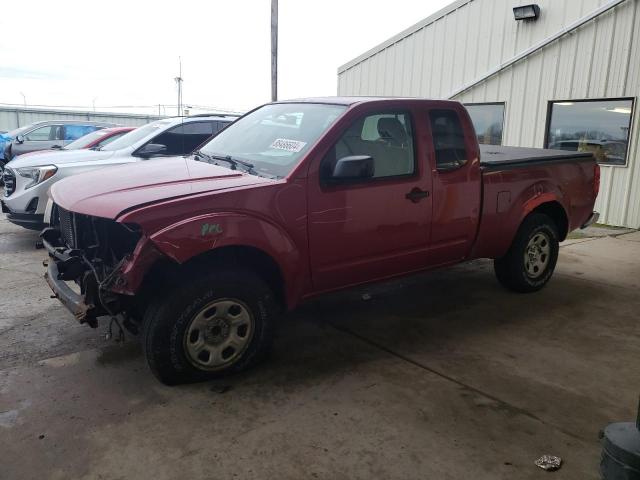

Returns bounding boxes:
[0,101,243,114]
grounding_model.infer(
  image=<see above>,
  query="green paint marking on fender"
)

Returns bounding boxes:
[201,223,223,236]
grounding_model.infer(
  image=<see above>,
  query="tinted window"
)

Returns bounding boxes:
[465,103,504,145]
[429,110,468,170]
[214,120,231,133]
[149,121,215,155]
[546,99,633,166]
[323,112,415,180]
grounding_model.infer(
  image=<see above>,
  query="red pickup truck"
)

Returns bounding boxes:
[42,98,599,384]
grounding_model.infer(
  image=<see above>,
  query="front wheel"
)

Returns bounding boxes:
[142,268,278,385]
[494,213,559,293]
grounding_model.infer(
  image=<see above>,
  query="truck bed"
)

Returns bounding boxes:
[479,145,594,169]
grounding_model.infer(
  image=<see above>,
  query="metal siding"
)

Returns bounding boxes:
[410,28,426,96]
[0,107,159,132]
[337,0,640,228]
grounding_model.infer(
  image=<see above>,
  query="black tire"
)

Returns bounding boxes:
[494,213,559,293]
[142,268,277,385]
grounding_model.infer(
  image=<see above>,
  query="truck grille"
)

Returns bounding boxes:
[57,206,77,249]
[3,168,15,197]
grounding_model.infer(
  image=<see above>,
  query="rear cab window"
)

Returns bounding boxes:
[428,109,468,171]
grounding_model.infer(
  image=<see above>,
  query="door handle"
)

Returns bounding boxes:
[405,187,430,203]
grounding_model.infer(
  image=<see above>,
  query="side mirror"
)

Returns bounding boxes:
[15,134,24,144]
[331,155,374,181]
[136,143,167,158]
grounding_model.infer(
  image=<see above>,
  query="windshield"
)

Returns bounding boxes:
[65,129,111,149]
[101,120,173,151]
[199,103,346,178]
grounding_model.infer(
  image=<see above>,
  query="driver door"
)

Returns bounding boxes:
[307,109,432,292]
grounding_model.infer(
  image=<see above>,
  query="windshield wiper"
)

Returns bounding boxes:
[193,150,256,173]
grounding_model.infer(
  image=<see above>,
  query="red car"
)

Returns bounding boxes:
[42,98,599,384]
[18,126,135,157]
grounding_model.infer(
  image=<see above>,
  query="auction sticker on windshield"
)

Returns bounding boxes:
[269,138,307,153]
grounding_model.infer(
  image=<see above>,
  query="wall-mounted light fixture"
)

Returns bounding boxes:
[513,4,540,21]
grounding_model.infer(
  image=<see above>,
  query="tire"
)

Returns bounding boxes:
[142,268,277,385]
[494,213,559,293]
[0,160,5,186]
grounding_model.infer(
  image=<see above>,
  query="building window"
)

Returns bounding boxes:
[545,98,634,166]
[464,103,505,145]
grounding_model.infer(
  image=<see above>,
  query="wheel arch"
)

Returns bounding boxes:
[139,212,306,311]
[528,201,569,241]
[184,245,287,311]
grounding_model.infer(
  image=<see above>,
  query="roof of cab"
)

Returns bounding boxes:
[275,96,462,107]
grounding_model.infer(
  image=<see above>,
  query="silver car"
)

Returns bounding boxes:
[3,120,116,161]
[1,115,236,230]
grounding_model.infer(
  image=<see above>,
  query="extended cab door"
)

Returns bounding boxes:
[307,106,433,292]
[425,106,482,265]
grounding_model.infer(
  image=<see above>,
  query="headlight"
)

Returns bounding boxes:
[16,165,57,189]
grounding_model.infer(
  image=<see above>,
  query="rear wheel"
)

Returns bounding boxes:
[494,213,559,293]
[142,268,277,385]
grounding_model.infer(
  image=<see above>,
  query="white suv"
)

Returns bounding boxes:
[1,114,236,229]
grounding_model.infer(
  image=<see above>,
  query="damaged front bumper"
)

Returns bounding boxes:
[44,259,95,324]
[41,222,163,328]
[41,227,101,327]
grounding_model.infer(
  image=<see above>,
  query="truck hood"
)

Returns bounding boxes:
[8,149,114,168]
[50,156,273,219]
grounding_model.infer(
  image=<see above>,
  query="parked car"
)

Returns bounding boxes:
[2,114,236,230]
[41,97,599,385]
[17,126,135,158]
[2,120,117,162]
[548,139,627,165]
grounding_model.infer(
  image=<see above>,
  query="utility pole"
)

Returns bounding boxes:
[174,57,183,116]
[19,92,26,107]
[271,0,278,102]
[92,97,97,112]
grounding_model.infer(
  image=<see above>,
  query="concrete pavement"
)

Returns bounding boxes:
[1,217,639,480]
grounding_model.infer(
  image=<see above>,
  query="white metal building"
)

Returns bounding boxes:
[0,107,161,132]
[337,0,640,228]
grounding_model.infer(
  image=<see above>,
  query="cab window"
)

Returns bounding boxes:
[322,111,415,181]
[429,110,468,170]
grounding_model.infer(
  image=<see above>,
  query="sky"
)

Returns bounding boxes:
[0,0,451,115]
